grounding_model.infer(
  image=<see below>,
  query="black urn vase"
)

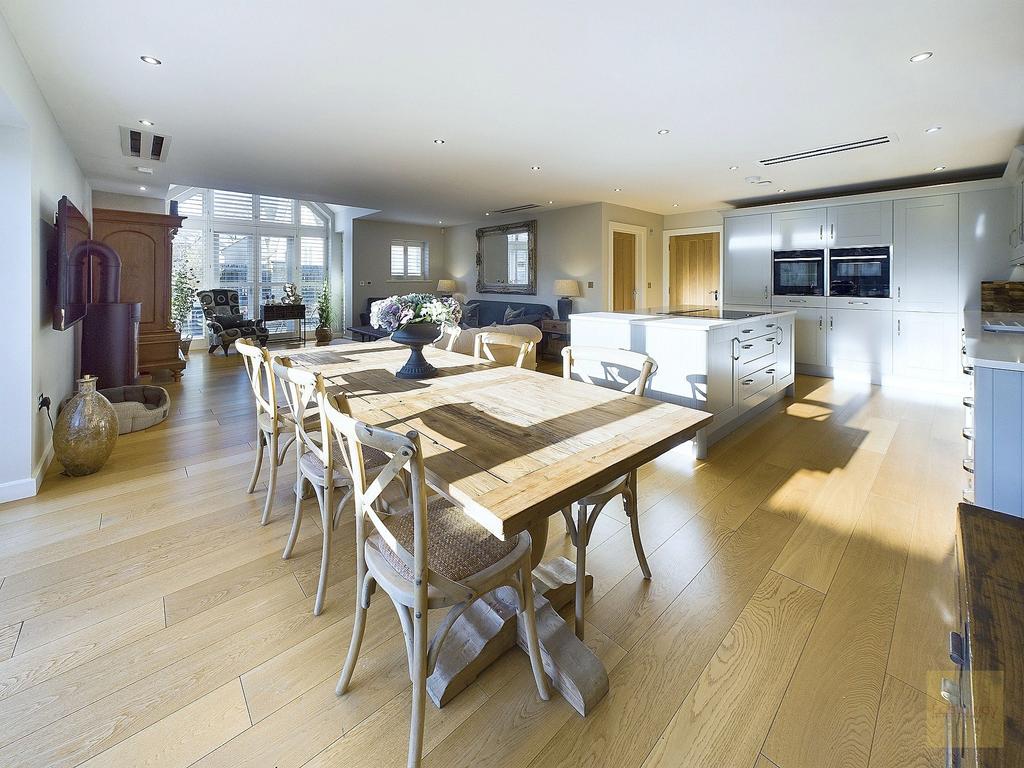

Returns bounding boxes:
[390,322,442,379]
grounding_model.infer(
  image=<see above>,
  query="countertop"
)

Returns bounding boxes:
[964,312,1024,371]
[569,307,796,330]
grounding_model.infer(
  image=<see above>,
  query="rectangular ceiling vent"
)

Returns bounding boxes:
[491,203,542,214]
[760,136,891,166]
[119,126,171,162]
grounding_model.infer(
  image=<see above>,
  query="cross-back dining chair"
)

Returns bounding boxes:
[560,345,658,640]
[473,331,535,369]
[236,338,299,525]
[432,324,462,352]
[322,392,549,768]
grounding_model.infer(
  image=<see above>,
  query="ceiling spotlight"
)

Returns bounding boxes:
[932,165,947,171]
[433,138,445,145]
[613,187,622,192]
[672,203,679,207]
[657,129,670,135]
[438,219,444,224]
[140,55,162,65]
[135,166,154,174]
[530,165,541,171]
[778,188,787,193]
[139,186,147,191]
[484,212,491,216]
[138,119,154,127]
[909,51,933,63]
[925,126,942,133]
[728,165,739,170]
[547,200,554,205]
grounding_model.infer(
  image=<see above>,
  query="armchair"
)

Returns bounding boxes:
[197,289,269,354]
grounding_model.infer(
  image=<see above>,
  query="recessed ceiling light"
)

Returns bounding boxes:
[135,165,153,174]
[909,51,933,63]
[672,203,679,207]
[530,165,541,171]
[925,126,942,133]
[657,129,670,135]
[728,165,739,170]
[484,212,491,216]
[139,186,147,191]
[778,188,787,193]
[140,55,162,66]
[138,119,154,127]
[613,187,622,192]
[547,200,554,205]
[433,138,445,145]
[932,165,946,171]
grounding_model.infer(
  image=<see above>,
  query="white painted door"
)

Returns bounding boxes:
[827,308,893,376]
[772,208,826,250]
[827,201,893,248]
[724,214,771,307]
[793,307,827,366]
[893,194,959,313]
[892,311,960,380]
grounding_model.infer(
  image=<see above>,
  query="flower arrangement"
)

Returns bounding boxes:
[315,280,333,328]
[370,293,462,334]
[170,262,199,336]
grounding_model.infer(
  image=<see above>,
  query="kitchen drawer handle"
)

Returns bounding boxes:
[949,631,966,667]
[741,343,754,349]
[962,396,974,409]
[962,427,974,441]
[741,378,754,385]
[741,329,754,334]
[765,369,775,374]
[962,458,974,474]
[848,300,869,305]
[789,298,807,303]
[731,338,741,361]
[765,323,776,328]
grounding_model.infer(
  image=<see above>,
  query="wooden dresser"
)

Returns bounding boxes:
[952,503,1024,767]
[92,208,187,381]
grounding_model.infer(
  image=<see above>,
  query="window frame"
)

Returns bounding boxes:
[389,238,430,282]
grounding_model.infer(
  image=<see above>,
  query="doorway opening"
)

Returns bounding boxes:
[607,221,647,311]
[663,227,722,309]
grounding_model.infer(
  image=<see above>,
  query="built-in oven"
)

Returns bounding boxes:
[773,249,825,296]
[828,246,890,298]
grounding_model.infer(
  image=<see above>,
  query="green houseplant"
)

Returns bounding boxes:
[314,280,333,346]
[170,262,199,355]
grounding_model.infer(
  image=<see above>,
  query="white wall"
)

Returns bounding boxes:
[92,190,164,215]
[446,203,605,314]
[664,209,725,230]
[0,12,91,501]
[351,219,446,320]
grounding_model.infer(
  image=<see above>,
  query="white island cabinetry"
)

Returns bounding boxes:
[569,310,796,458]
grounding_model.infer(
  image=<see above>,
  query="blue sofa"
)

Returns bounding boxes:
[462,299,553,328]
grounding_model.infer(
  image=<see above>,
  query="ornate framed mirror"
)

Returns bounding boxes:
[475,220,537,294]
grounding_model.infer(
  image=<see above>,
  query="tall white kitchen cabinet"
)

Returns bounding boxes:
[827,201,893,248]
[724,213,772,307]
[772,208,826,250]
[892,311,960,380]
[893,195,959,313]
[827,307,892,379]
[793,306,827,367]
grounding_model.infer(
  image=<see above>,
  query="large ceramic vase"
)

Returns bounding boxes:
[391,322,441,379]
[52,375,118,476]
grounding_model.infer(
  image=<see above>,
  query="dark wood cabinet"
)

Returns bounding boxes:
[92,208,187,381]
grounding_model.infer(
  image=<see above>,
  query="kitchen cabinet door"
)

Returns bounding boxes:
[772,208,826,250]
[772,313,795,382]
[892,311,960,380]
[724,214,771,307]
[793,307,827,367]
[827,201,893,248]
[706,337,738,416]
[827,308,892,377]
[893,194,959,313]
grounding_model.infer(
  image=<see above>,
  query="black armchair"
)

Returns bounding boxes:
[196,289,269,354]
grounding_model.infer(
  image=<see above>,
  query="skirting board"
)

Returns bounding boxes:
[0,443,54,504]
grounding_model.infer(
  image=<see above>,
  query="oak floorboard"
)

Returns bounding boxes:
[0,623,21,660]
[762,495,916,768]
[866,675,945,768]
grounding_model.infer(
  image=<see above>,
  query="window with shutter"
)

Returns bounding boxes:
[390,239,429,280]
[170,188,333,339]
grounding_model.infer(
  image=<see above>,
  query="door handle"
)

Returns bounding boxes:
[818,316,823,330]
[897,286,901,300]
[829,315,834,330]
[830,223,835,239]
[819,224,824,240]
[764,285,769,301]
[897,318,901,336]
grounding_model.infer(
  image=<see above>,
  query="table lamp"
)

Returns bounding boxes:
[554,279,581,320]
[436,279,458,296]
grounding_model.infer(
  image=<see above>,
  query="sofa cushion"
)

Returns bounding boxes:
[461,302,481,328]
[213,313,252,330]
[470,299,553,328]
[503,305,545,325]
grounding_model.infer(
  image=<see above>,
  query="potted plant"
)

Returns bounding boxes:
[170,262,199,355]
[369,293,462,379]
[314,280,334,346]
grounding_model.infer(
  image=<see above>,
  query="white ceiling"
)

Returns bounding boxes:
[2,0,1023,224]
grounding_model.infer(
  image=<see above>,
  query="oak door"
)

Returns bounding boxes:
[668,232,720,308]
[612,231,637,311]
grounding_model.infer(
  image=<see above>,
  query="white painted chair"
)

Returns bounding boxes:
[560,345,658,640]
[432,324,462,352]
[272,357,393,615]
[324,392,550,768]
[473,331,535,369]
[237,339,299,525]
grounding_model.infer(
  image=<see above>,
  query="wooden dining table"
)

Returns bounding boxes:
[286,339,711,716]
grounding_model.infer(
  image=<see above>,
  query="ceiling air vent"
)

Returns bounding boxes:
[760,136,891,166]
[491,203,542,215]
[119,126,172,162]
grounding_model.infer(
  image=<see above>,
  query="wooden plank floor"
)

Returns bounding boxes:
[0,347,961,768]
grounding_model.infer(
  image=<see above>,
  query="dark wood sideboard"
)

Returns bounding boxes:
[953,503,1024,768]
[92,208,187,381]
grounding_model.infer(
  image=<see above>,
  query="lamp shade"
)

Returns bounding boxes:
[553,279,581,298]
[436,279,458,293]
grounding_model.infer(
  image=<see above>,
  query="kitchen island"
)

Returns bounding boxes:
[569,306,796,457]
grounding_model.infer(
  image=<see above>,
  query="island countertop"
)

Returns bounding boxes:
[569,307,796,330]
[964,311,1024,372]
